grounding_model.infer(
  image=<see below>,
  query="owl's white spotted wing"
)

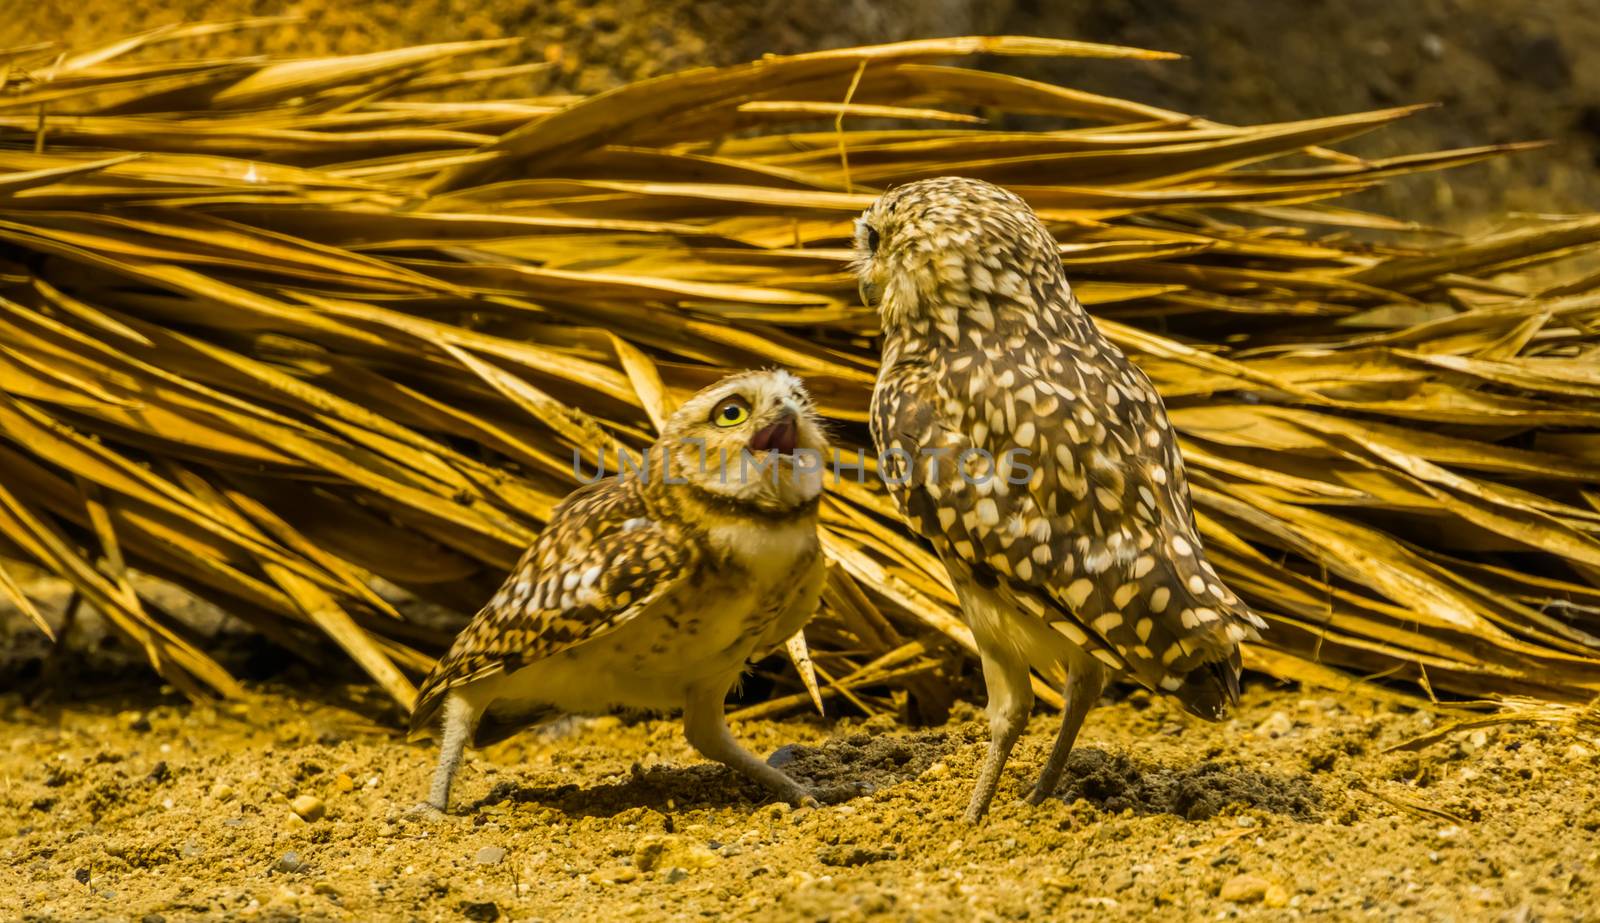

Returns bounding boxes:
[873,326,1263,715]
[408,477,695,739]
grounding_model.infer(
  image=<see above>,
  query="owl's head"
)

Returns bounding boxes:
[654,369,829,513]
[853,177,1065,334]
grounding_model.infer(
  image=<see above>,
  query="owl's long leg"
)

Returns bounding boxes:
[1025,654,1108,805]
[965,646,1035,824]
[682,676,817,807]
[422,694,480,813]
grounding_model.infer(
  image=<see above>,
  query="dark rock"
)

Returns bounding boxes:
[1518,35,1572,90]
[818,845,897,867]
[765,744,800,768]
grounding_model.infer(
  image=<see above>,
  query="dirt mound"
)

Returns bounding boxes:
[1052,747,1322,821]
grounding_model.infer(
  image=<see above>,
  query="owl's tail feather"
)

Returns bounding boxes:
[1174,645,1242,722]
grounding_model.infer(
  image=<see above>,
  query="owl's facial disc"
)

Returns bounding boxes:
[656,370,828,511]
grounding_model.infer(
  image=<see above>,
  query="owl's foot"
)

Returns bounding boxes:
[405,800,448,822]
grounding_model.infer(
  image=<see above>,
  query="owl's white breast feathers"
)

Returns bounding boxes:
[707,516,817,583]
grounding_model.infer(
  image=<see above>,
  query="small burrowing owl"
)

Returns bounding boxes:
[410,369,830,813]
[855,177,1266,823]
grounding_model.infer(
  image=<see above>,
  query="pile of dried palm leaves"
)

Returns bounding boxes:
[3,21,1599,720]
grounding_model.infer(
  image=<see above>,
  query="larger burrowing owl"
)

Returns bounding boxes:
[855,177,1265,823]
[410,369,830,813]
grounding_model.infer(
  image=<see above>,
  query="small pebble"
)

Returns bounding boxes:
[475,846,507,866]
[1264,884,1292,908]
[664,867,690,883]
[210,783,234,801]
[458,900,500,922]
[632,835,717,872]
[1220,873,1270,903]
[274,851,304,873]
[766,744,801,768]
[588,866,639,885]
[333,773,355,794]
[290,795,325,822]
[1255,712,1294,737]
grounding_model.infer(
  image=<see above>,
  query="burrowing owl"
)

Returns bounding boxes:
[410,369,830,813]
[855,177,1265,823]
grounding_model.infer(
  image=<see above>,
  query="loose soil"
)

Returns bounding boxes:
[4,680,1596,921]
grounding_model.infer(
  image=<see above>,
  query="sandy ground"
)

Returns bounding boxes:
[3,678,1597,922]
[4,7,1600,922]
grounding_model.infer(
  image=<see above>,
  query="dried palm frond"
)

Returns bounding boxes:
[3,25,1599,718]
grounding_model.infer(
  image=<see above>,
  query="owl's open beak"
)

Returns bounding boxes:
[749,412,799,455]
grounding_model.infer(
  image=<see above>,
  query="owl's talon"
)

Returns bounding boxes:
[406,801,447,821]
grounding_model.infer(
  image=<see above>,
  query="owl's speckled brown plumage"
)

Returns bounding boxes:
[855,177,1265,822]
[409,479,694,743]
[410,369,830,813]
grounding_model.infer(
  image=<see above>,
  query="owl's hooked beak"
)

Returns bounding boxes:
[749,410,799,455]
[858,277,880,309]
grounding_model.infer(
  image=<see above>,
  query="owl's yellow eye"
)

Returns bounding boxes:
[711,396,751,427]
